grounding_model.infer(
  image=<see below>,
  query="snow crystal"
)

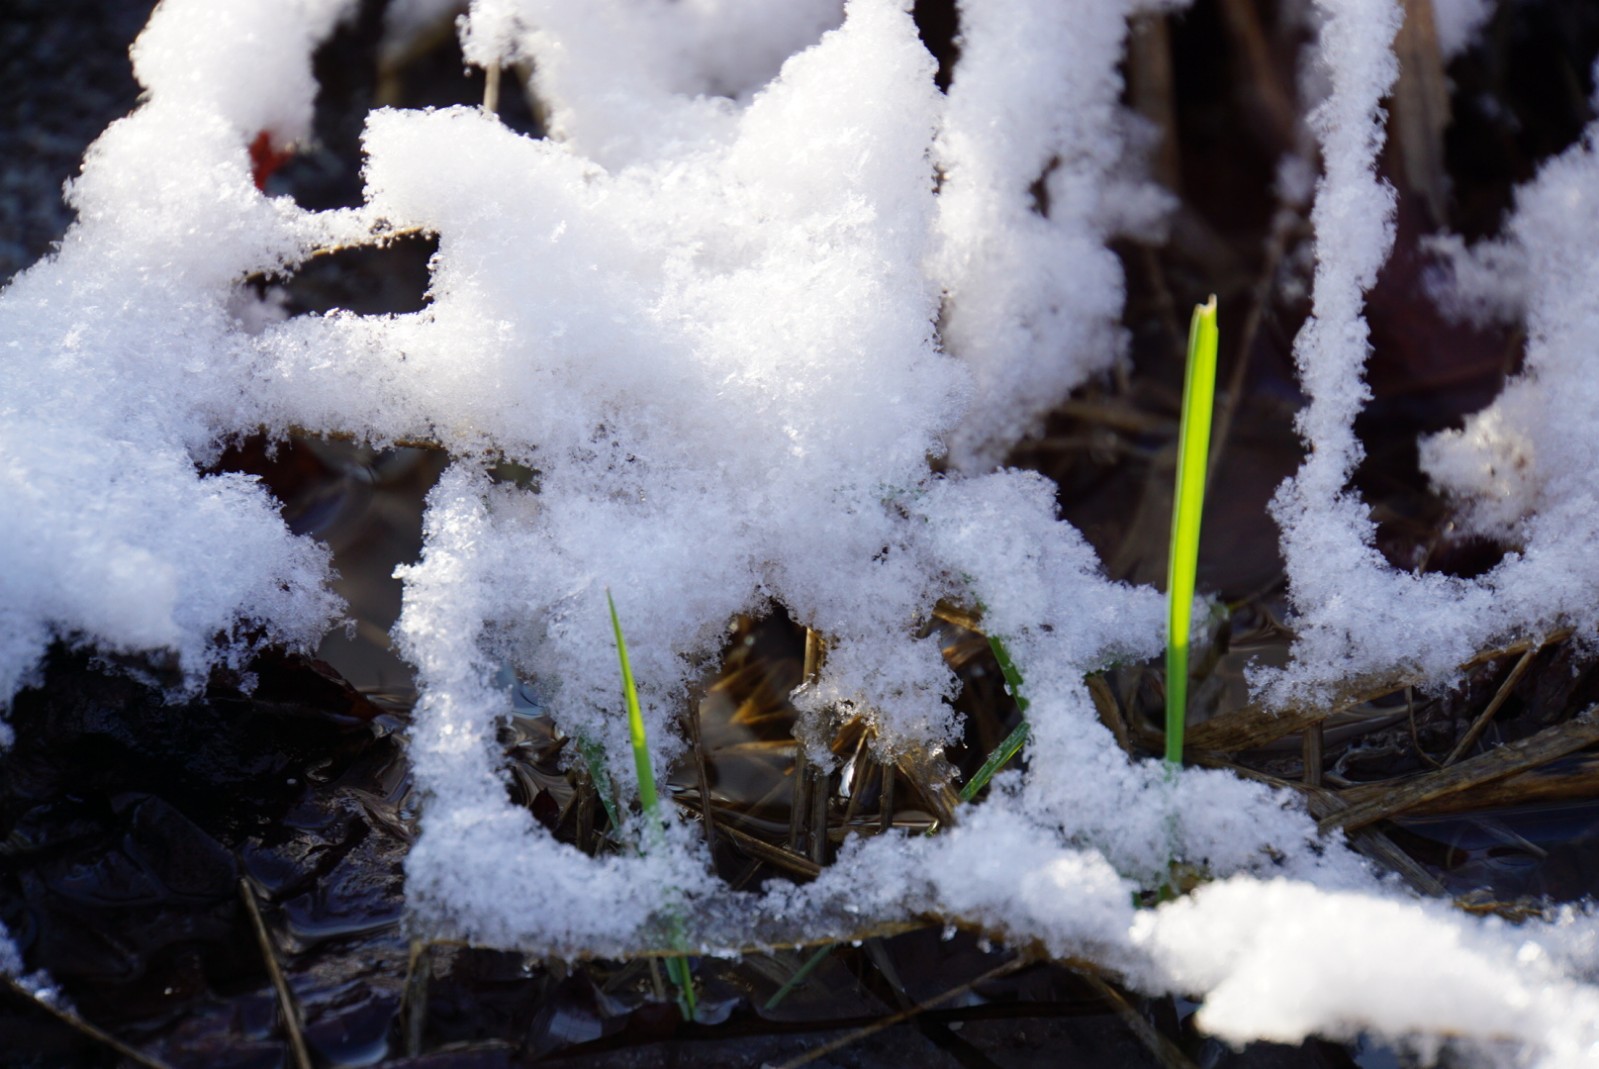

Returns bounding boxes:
[306,0,972,780]
[1129,879,1599,1066]
[131,0,354,149]
[935,0,1175,471]
[458,0,845,168]
[1423,113,1599,547]
[1265,4,1599,705]
[369,1,1410,1018]
[0,0,353,707]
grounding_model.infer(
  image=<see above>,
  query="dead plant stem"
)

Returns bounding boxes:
[239,878,313,1069]
[0,975,177,1069]
[1444,645,1539,765]
[768,956,1029,1069]
[1320,709,1599,834]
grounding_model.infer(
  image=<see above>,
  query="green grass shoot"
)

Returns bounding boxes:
[606,590,697,1020]
[608,591,661,824]
[986,633,1030,714]
[1165,296,1219,767]
[763,943,834,1010]
[958,634,1030,802]
[575,736,623,835]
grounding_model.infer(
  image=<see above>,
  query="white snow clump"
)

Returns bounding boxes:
[1265,0,1599,707]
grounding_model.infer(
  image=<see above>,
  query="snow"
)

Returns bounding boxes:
[4,0,1599,1063]
[933,0,1174,471]
[1129,880,1599,1065]
[1263,10,1599,708]
[1434,0,1496,58]
[459,0,845,168]
[0,0,355,716]
[1423,100,1599,548]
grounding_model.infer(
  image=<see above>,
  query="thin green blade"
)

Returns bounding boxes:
[607,589,660,819]
[1166,296,1219,767]
[605,590,696,1019]
[958,634,1030,803]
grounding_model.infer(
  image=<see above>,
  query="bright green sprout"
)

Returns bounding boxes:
[606,590,697,1020]
[609,590,661,821]
[1165,296,1219,767]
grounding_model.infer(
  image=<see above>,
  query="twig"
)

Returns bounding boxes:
[767,955,1029,1069]
[1215,0,1298,155]
[713,821,823,880]
[802,628,827,684]
[1388,0,1453,226]
[1301,720,1323,787]
[1186,628,1574,753]
[1400,752,1599,816]
[1406,686,1445,770]
[930,600,984,634]
[1444,645,1538,765]
[809,763,832,867]
[1344,825,1449,898]
[1307,793,1448,897]
[1126,12,1180,194]
[238,878,313,1069]
[879,758,896,835]
[1,974,177,1069]
[482,63,501,116]
[401,939,432,1058]
[837,730,871,832]
[793,626,831,856]
[1320,709,1599,834]
[1079,972,1200,1069]
[788,747,811,857]
[684,681,718,852]
[1053,397,1174,435]
[303,224,431,263]
[1205,200,1300,496]
[575,767,597,852]
[1087,671,1134,755]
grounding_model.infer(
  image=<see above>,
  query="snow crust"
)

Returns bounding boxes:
[0,0,355,719]
[4,0,1599,1063]
[1422,99,1599,547]
[933,0,1174,470]
[1129,881,1599,1065]
[1263,3,1599,708]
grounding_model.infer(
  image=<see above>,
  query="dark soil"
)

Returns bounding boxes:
[6,1,1599,1067]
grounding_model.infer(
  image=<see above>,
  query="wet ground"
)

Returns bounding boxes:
[0,642,1377,1069]
[7,1,1599,1066]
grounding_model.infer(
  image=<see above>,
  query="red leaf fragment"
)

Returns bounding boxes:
[249,129,293,191]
